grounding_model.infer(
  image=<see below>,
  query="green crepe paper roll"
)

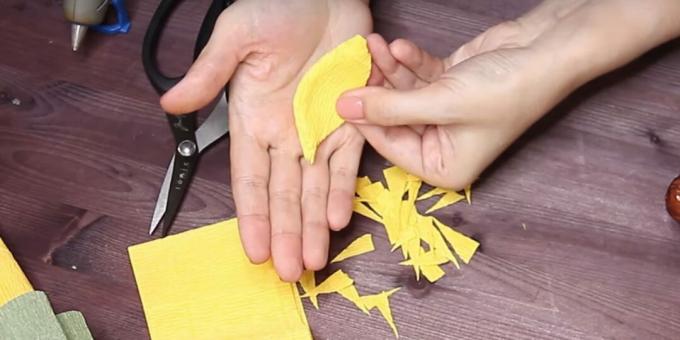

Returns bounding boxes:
[0,291,67,340]
[57,311,94,340]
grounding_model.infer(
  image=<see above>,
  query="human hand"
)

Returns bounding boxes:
[160,0,372,281]
[337,0,680,190]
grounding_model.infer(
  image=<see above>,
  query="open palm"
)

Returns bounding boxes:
[161,0,372,281]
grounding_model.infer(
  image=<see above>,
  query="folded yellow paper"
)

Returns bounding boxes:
[330,234,375,263]
[293,35,372,163]
[0,238,33,307]
[128,219,311,340]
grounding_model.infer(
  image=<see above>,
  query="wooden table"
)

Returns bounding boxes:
[1,0,679,339]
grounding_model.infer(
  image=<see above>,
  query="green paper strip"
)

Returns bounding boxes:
[0,291,67,340]
[57,311,94,340]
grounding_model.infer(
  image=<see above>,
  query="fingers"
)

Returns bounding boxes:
[358,124,470,190]
[327,127,364,231]
[366,34,423,89]
[160,10,249,114]
[355,124,424,175]
[231,130,271,265]
[300,156,330,271]
[268,149,304,282]
[337,83,461,126]
[389,39,446,82]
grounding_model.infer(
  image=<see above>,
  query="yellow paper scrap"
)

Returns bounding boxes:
[128,219,311,340]
[352,167,479,283]
[434,219,479,264]
[353,199,383,223]
[298,271,318,309]
[399,251,448,267]
[0,238,33,307]
[337,285,369,314]
[420,264,446,283]
[293,35,371,163]
[361,288,400,337]
[421,188,465,214]
[301,270,354,299]
[415,216,459,268]
[464,184,472,204]
[356,176,372,191]
[383,166,409,193]
[417,188,447,201]
[331,234,375,263]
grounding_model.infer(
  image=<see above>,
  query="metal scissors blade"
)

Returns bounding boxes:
[149,92,229,235]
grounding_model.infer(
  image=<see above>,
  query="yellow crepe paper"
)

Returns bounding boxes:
[418,188,465,214]
[338,285,369,314]
[420,265,446,283]
[351,167,477,284]
[331,234,375,263]
[0,238,33,307]
[356,176,372,191]
[361,288,401,337]
[293,35,371,163]
[301,270,353,300]
[464,184,472,204]
[128,219,311,340]
[298,271,318,309]
[353,199,383,223]
[434,218,479,264]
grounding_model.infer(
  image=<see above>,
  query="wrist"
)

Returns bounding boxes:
[531,0,680,90]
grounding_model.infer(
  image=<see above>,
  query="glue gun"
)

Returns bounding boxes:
[63,0,131,51]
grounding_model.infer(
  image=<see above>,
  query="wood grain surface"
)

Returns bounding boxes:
[1,0,679,339]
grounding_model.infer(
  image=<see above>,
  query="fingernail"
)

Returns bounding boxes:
[336,96,364,120]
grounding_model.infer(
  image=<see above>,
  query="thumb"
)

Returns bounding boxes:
[160,10,249,114]
[336,83,461,126]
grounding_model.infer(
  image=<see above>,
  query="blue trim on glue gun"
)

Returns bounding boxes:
[91,0,131,35]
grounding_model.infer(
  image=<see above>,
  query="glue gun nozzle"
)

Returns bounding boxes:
[71,24,88,52]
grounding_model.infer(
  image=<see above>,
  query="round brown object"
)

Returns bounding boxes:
[665,175,680,222]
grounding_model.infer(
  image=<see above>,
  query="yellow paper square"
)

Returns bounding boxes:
[128,219,311,340]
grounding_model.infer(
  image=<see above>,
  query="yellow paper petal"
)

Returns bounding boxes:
[361,288,400,337]
[464,184,472,204]
[128,219,311,340]
[331,234,375,263]
[337,285,369,314]
[0,238,33,307]
[298,271,318,309]
[302,270,354,298]
[293,35,371,163]
[434,219,479,264]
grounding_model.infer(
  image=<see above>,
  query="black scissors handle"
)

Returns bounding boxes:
[142,0,233,236]
[142,0,231,94]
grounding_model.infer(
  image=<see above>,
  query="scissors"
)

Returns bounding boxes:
[143,0,234,237]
